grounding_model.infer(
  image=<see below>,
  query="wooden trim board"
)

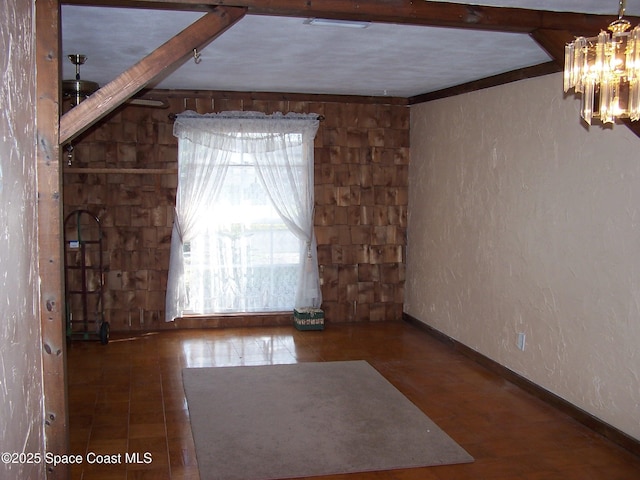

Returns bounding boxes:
[403,312,640,458]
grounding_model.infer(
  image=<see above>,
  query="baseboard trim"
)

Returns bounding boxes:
[402,312,640,458]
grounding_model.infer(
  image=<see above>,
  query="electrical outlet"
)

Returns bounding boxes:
[517,332,526,351]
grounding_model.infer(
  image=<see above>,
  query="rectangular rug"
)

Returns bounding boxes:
[183,360,473,480]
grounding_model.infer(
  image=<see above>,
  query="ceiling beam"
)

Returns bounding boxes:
[59,6,246,144]
[62,0,639,36]
[408,61,560,105]
[530,29,576,67]
[59,0,640,137]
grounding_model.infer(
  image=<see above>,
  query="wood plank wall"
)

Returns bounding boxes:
[62,91,409,331]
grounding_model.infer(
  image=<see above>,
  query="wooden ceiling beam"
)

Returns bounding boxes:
[59,6,245,144]
[62,0,638,36]
[59,1,640,136]
[408,61,560,105]
[530,29,576,67]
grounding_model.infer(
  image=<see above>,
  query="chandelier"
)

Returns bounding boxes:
[564,0,640,125]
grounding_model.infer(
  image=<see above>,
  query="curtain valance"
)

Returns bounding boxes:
[173,111,320,153]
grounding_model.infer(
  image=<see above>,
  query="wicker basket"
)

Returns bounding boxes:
[293,308,325,331]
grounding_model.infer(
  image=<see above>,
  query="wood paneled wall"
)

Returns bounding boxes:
[63,91,409,331]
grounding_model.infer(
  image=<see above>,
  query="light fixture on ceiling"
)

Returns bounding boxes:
[303,18,371,29]
[62,54,100,106]
[564,0,640,125]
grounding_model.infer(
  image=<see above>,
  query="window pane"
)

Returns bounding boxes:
[184,160,301,313]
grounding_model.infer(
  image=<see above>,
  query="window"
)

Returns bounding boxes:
[166,112,321,321]
[183,154,301,313]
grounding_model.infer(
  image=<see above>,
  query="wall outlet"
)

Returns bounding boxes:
[517,332,526,351]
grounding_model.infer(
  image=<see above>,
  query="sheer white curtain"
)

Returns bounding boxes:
[165,121,234,321]
[250,115,321,309]
[165,111,321,321]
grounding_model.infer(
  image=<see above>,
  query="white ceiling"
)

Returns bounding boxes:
[61,1,640,98]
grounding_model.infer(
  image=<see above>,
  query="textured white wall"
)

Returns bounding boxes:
[0,0,46,477]
[407,73,640,440]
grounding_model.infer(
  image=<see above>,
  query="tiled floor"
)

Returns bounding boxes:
[67,321,640,479]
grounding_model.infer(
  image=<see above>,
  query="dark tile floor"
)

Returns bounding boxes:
[67,321,640,479]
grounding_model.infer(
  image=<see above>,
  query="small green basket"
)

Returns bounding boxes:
[293,308,325,331]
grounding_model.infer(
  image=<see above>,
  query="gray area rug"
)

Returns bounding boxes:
[183,360,473,480]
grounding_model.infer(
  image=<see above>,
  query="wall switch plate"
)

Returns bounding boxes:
[517,332,526,351]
